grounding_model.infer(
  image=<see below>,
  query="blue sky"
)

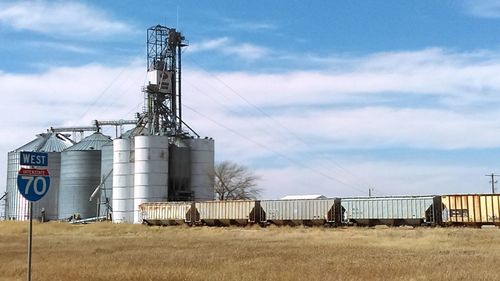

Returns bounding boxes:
[2,0,500,198]
[5,0,500,73]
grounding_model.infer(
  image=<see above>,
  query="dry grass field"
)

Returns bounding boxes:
[0,222,499,281]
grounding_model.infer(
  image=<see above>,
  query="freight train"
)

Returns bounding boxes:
[139,194,500,227]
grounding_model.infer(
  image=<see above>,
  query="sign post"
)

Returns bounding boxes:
[28,201,32,281]
[17,152,50,281]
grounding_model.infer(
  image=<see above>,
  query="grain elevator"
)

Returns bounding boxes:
[3,25,215,223]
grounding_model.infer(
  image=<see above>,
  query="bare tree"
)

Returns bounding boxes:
[213,161,262,200]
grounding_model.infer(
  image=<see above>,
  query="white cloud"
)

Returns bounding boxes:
[187,37,230,52]
[187,37,269,60]
[176,47,500,198]
[0,1,131,37]
[2,47,500,198]
[30,41,96,54]
[218,18,278,32]
[0,61,145,141]
[229,21,276,32]
[184,48,500,108]
[463,0,500,18]
[257,162,490,199]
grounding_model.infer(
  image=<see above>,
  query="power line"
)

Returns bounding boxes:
[186,57,380,194]
[92,69,147,118]
[486,173,499,194]
[183,103,367,194]
[183,77,374,193]
[183,78,305,146]
[72,65,128,126]
[187,57,377,190]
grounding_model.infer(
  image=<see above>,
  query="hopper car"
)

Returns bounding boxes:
[139,194,500,227]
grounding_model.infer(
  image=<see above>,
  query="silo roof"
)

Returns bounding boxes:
[40,133,74,152]
[120,126,147,139]
[14,136,44,152]
[13,133,74,153]
[65,132,111,151]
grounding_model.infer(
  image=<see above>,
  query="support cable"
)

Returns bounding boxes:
[183,78,370,191]
[183,103,367,194]
[186,58,380,193]
[72,66,127,126]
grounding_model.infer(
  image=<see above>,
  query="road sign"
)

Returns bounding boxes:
[17,168,50,202]
[20,151,48,167]
[17,154,51,281]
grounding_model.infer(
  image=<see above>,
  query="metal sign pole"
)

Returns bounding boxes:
[18,151,50,281]
[27,201,32,281]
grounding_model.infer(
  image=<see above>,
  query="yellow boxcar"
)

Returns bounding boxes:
[441,194,500,225]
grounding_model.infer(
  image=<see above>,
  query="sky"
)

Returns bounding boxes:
[2,0,500,199]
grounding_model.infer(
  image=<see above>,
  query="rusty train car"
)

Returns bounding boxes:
[139,194,500,227]
[440,194,500,226]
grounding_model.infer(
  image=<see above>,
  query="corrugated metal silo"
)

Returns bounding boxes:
[5,132,73,221]
[133,135,169,223]
[112,138,134,223]
[6,152,24,220]
[58,132,111,220]
[98,142,113,217]
[36,152,63,220]
[185,138,215,201]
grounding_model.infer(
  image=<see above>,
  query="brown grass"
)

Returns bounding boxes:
[0,222,499,281]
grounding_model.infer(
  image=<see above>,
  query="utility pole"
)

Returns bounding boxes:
[485,173,499,194]
[368,188,374,197]
[0,192,6,220]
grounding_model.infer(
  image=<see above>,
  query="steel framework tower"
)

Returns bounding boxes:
[144,25,188,136]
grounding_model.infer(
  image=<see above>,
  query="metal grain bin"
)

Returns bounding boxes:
[58,132,111,220]
[6,151,28,220]
[5,132,73,221]
[441,194,500,226]
[341,196,439,226]
[185,138,215,201]
[112,138,133,223]
[111,126,146,223]
[139,202,193,225]
[260,199,340,226]
[195,200,258,226]
[133,135,169,223]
